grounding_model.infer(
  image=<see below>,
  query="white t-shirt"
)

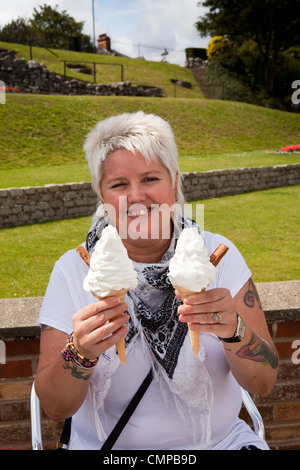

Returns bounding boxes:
[39,231,269,450]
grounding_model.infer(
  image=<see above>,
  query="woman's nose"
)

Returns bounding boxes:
[127,183,146,203]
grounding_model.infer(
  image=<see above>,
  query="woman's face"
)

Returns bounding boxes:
[100,149,177,243]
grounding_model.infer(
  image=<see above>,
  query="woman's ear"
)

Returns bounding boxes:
[174,170,179,201]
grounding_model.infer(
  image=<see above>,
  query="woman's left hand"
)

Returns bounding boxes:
[176,288,237,339]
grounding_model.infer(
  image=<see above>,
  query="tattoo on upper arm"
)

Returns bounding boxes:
[62,362,92,380]
[244,279,263,310]
[41,324,54,332]
[236,332,279,369]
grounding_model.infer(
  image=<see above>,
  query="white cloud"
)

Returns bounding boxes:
[0,0,209,65]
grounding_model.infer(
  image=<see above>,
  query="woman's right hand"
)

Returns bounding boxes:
[72,296,129,360]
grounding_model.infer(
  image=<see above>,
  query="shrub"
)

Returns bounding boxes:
[207,36,231,60]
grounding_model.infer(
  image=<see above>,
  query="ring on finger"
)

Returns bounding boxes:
[212,313,222,324]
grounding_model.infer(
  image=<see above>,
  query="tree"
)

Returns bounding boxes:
[0,4,93,52]
[195,0,300,92]
[0,17,31,44]
[29,4,93,51]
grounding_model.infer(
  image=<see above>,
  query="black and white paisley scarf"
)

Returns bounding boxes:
[86,213,213,445]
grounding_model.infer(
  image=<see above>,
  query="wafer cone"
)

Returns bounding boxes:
[174,285,206,356]
[91,288,128,364]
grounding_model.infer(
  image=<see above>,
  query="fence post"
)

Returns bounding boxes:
[93,63,96,83]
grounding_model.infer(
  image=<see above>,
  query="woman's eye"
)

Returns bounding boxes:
[111,182,126,189]
[144,177,159,183]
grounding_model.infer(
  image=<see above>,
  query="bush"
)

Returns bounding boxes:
[207,36,231,60]
[205,52,258,104]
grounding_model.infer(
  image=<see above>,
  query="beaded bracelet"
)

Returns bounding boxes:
[61,333,99,369]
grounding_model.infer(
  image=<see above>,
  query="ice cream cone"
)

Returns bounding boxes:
[76,245,133,365]
[92,288,128,364]
[174,285,206,356]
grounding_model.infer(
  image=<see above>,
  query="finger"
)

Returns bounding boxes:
[178,299,228,315]
[85,312,130,343]
[179,312,221,325]
[74,296,121,322]
[189,321,235,338]
[98,325,129,354]
[74,302,128,338]
[74,314,129,358]
[183,288,229,305]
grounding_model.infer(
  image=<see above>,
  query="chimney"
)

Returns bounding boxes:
[98,34,111,51]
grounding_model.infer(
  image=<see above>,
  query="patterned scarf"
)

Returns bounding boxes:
[86,213,213,446]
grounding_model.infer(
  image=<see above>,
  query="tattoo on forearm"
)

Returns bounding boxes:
[62,362,92,380]
[236,332,279,369]
[244,279,263,310]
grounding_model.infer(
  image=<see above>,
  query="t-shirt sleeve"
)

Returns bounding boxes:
[38,248,90,333]
[202,232,252,298]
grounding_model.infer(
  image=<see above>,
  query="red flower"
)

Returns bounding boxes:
[281,144,300,152]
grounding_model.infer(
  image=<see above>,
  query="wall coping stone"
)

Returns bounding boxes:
[0,280,299,339]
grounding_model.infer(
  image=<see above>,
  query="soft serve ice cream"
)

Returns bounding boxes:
[168,227,217,356]
[83,225,138,298]
[168,227,217,292]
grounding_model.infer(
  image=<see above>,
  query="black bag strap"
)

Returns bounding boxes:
[56,416,72,450]
[101,368,153,450]
[57,369,153,450]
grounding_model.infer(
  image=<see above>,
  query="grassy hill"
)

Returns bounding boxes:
[0,40,299,188]
[0,40,204,99]
[0,93,299,188]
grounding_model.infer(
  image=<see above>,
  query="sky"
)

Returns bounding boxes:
[0,0,210,66]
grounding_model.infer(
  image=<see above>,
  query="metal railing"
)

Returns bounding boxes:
[62,60,124,83]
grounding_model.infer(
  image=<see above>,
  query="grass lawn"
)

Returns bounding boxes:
[191,185,299,283]
[0,186,298,299]
[1,94,299,185]
[0,150,298,189]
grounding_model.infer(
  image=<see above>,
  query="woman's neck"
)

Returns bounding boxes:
[122,236,172,264]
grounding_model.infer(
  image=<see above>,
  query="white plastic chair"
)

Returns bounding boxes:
[30,381,43,450]
[30,380,265,450]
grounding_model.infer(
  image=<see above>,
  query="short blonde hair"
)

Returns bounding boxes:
[83,111,184,209]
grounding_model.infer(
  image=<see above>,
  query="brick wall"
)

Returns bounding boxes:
[1,164,299,228]
[0,282,299,450]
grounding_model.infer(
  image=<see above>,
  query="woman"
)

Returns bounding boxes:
[36,111,278,450]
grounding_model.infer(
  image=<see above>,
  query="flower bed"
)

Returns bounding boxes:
[280,144,300,152]
[0,86,20,93]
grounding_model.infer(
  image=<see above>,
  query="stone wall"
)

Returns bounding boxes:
[0,281,299,450]
[1,164,299,228]
[0,49,163,97]
[0,182,98,228]
[182,164,300,201]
